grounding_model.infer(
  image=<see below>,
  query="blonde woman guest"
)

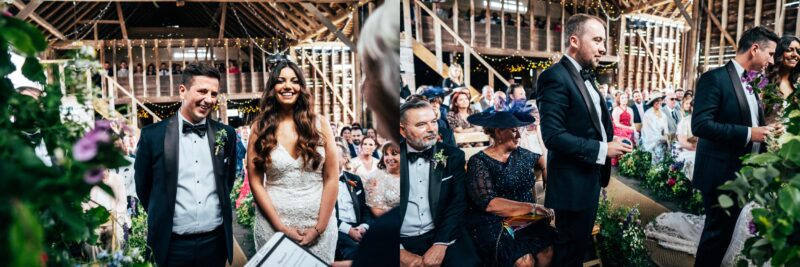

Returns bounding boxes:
[442,63,464,107]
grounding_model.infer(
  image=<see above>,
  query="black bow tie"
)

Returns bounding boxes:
[580,69,596,81]
[408,148,433,162]
[182,122,207,137]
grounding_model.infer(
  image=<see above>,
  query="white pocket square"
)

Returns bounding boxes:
[356,190,363,195]
[441,175,453,181]
[224,158,228,163]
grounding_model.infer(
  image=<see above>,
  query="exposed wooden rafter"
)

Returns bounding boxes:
[623,0,672,14]
[218,3,226,39]
[12,0,65,40]
[300,3,356,50]
[15,0,43,20]
[116,2,128,40]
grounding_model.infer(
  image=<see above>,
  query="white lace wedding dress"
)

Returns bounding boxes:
[253,143,337,264]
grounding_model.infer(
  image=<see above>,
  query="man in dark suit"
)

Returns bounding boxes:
[398,98,479,267]
[536,14,632,267]
[691,26,778,267]
[630,90,645,124]
[334,143,373,261]
[134,63,237,267]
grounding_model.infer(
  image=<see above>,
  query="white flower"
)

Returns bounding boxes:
[79,45,97,58]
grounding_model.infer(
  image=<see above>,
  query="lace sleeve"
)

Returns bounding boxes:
[466,155,496,210]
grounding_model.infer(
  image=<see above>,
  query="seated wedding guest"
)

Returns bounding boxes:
[409,94,457,147]
[477,85,495,111]
[494,91,508,110]
[641,92,670,162]
[398,98,479,267]
[507,84,527,101]
[663,91,682,135]
[146,63,156,76]
[349,127,363,157]
[159,63,169,76]
[341,126,354,150]
[447,90,481,135]
[631,90,646,132]
[442,63,464,107]
[675,96,697,180]
[228,60,240,74]
[421,86,452,130]
[612,93,636,166]
[334,142,372,261]
[464,101,553,267]
[118,61,129,77]
[366,127,377,139]
[365,142,400,217]
[134,63,143,74]
[351,136,380,179]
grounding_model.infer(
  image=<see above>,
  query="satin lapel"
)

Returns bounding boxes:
[399,142,410,217]
[726,62,752,125]
[428,145,443,220]
[561,57,603,135]
[755,93,766,126]
[164,115,180,210]
[206,121,224,198]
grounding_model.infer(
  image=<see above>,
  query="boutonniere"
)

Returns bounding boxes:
[346,179,357,188]
[214,129,227,155]
[432,150,447,169]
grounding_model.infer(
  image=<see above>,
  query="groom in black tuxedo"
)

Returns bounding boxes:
[135,63,237,267]
[536,14,632,267]
[691,26,778,266]
[398,98,479,267]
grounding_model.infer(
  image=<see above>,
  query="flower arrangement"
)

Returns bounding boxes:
[618,148,652,179]
[742,70,783,117]
[595,191,651,267]
[717,82,800,266]
[230,178,255,228]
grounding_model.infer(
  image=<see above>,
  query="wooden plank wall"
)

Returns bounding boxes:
[617,16,684,93]
[296,46,358,126]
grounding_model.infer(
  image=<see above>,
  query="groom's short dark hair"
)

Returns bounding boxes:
[181,63,221,87]
[737,26,780,54]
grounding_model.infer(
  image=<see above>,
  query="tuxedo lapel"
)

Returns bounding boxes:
[164,115,180,210]
[206,121,226,204]
[346,174,363,223]
[428,145,443,220]
[561,57,603,135]
[399,142,410,217]
[726,62,753,125]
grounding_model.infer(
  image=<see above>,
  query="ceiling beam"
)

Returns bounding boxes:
[116,2,128,40]
[673,0,694,29]
[77,20,120,24]
[255,3,300,37]
[15,0,43,20]
[218,3,227,39]
[263,2,312,35]
[297,0,369,43]
[239,3,295,39]
[623,0,672,14]
[704,3,737,51]
[39,0,359,2]
[12,0,66,40]
[300,2,356,50]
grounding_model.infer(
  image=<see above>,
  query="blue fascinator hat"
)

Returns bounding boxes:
[466,99,535,128]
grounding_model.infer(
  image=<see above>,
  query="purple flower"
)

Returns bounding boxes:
[84,168,105,184]
[748,220,757,235]
[95,120,112,131]
[72,129,110,161]
[757,75,769,89]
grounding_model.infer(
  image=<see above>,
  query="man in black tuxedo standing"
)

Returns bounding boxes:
[692,26,778,267]
[134,63,237,267]
[334,143,373,261]
[536,14,632,267]
[398,98,479,267]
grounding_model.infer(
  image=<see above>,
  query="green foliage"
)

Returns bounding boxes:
[595,194,652,267]
[638,151,705,215]
[618,148,652,179]
[718,84,800,266]
[0,12,141,266]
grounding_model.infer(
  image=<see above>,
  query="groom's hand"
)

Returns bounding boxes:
[422,244,447,267]
[400,249,423,267]
[607,137,633,157]
[751,126,774,142]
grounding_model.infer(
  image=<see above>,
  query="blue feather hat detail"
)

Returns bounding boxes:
[466,99,536,128]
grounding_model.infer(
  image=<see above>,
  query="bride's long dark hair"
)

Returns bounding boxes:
[767,36,800,85]
[252,60,323,172]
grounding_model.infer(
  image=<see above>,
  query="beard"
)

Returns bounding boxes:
[407,134,436,150]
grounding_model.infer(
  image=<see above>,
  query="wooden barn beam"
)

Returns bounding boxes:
[77,20,120,24]
[116,2,128,40]
[218,3,227,39]
[673,0,694,29]
[704,2,737,51]
[297,4,357,43]
[12,0,65,40]
[15,0,43,20]
[623,0,672,14]
[43,0,358,3]
[300,2,357,51]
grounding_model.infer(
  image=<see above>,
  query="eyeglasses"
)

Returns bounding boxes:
[670,98,679,101]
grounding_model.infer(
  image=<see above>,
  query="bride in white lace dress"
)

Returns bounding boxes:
[247,60,339,263]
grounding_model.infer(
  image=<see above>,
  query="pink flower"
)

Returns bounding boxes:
[666,178,676,187]
[84,168,105,184]
[72,129,111,161]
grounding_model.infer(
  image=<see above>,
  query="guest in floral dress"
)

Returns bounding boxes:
[365,142,400,217]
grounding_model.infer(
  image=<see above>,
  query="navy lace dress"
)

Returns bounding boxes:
[466,148,554,266]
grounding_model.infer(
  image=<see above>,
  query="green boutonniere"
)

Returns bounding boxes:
[214,129,227,155]
[432,150,447,169]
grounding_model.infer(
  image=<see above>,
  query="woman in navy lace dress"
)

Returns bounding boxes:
[465,101,555,267]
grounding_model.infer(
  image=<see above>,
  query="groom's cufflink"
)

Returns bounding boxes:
[442,175,453,181]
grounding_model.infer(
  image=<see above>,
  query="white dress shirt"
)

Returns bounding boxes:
[730,60,761,152]
[401,144,434,237]
[564,55,608,164]
[336,175,369,234]
[172,113,223,234]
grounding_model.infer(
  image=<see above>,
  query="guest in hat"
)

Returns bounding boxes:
[464,100,554,267]
[421,86,453,130]
[641,92,670,162]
